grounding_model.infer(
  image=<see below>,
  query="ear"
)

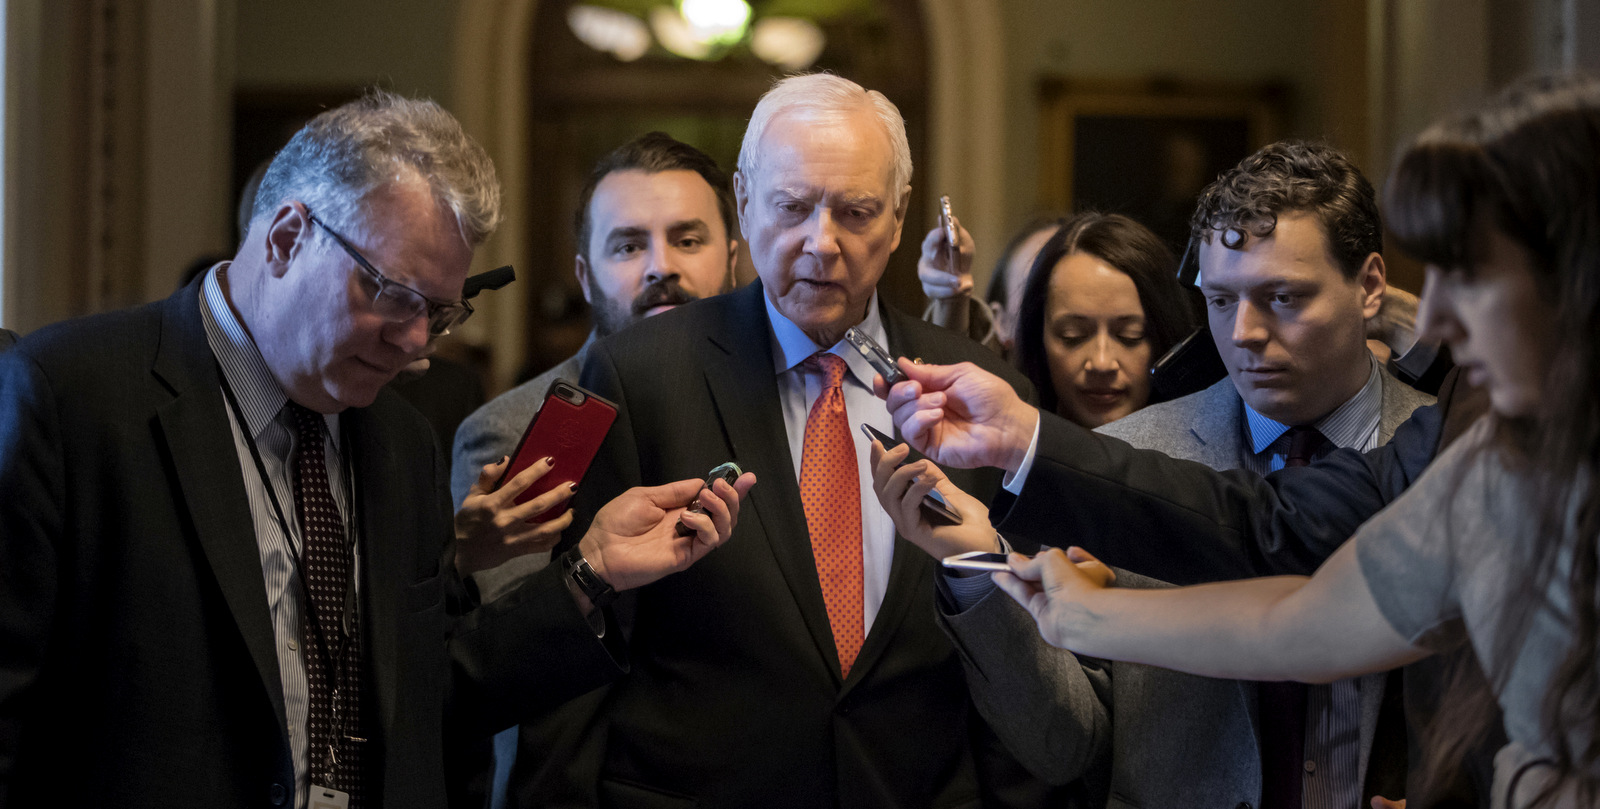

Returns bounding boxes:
[733,171,752,236]
[1357,252,1386,320]
[724,239,740,283]
[263,203,311,278]
[575,253,594,305]
[887,185,912,253]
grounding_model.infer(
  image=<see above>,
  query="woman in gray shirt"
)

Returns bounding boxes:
[970,74,1600,809]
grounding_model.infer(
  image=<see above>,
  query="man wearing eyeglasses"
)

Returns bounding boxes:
[0,91,754,809]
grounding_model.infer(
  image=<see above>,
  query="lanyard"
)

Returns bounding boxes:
[217,371,360,678]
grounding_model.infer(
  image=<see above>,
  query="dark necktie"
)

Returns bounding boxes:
[287,402,367,806]
[1285,426,1328,468]
[1259,426,1328,809]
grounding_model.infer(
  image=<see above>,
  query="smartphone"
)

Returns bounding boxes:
[843,326,906,386]
[938,195,958,271]
[674,461,743,537]
[859,423,962,526]
[942,551,1011,572]
[1149,327,1228,403]
[496,380,618,523]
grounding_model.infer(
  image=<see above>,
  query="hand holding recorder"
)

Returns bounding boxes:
[874,358,1040,476]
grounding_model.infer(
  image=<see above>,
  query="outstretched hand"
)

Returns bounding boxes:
[578,472,758,593]
[993,546,1116,650]
[454,456,576,575]
[873,358,1039,474]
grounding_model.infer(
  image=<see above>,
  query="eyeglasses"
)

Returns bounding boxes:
[306,211,474,337]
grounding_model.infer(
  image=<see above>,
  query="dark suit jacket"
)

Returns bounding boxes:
[0,328,17,352]
[564,281,1067,809]
[0,281,624,808]
[990,369,1500,808]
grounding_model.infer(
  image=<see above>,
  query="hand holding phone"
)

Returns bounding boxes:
[497,380,618,523]
[860,423,962,525]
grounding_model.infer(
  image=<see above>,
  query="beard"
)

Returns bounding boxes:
[591,277,703,338]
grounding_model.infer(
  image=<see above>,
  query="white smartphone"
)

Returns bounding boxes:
[941,551,1012,572]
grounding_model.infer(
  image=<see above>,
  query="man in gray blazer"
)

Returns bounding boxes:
[449,132,739,808]
[935,143,1431,809]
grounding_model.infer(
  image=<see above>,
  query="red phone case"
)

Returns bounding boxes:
[495,380,618,523]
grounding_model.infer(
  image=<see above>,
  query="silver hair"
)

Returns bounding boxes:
[251,89,501,246]
[737,73,912,204]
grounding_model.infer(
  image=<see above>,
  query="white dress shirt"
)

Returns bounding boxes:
[763,292,896,637]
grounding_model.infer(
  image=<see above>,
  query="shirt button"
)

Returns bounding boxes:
[288,640,298,651]
[270,782,288,805]
[1304,759,1316,774]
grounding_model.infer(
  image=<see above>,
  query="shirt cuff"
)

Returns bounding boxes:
[1001,416,1042,495]
[943,569,999,612]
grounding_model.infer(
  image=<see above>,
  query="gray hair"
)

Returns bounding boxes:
[737,73,912,204]
[252,89,501,246]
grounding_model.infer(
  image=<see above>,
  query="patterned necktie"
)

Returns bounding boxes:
[287,402,366,807]
[1285,426,1329,468]
[1260,425,1327,809]
[798,353,864,678]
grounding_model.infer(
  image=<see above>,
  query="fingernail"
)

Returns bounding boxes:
[566,482,578,493]
[499,455,509,464]
[542,456,555,466]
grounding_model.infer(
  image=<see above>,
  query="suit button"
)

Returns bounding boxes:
[1235,803,1252,809]
[270,783,287,805]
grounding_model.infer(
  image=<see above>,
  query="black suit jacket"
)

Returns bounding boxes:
[0,281,624,808]
[564,281,1066,809]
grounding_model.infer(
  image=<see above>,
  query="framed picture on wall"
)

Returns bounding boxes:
[1036,78,1288,252]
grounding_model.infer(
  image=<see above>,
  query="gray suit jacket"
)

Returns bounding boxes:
[947,367,1433,808]
[1098,372,1436,470]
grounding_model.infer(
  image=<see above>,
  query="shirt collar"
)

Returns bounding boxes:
[1244,354,1383,455]
[199,263,339,442]
[764,289,885,390]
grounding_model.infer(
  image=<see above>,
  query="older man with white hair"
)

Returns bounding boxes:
[551,74,1065,807]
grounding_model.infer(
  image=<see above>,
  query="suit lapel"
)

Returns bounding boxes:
[837,305,953,693]
[342,405,409,736]
[1186,378,1249,471]
[151,285,289,738]
[700,283,846,680]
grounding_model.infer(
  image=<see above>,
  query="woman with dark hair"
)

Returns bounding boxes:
[1011,212,1195,427]
[995,74,1600,808]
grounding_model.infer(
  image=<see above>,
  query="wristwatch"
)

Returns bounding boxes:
[561,545,617,610]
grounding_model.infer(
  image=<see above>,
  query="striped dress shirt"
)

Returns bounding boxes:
[199,264,355,809]
[1241,355,1384,809]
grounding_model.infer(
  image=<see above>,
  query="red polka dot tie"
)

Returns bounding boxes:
[799,353,864,677]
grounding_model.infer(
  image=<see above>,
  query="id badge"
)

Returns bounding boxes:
[310,787,350,809]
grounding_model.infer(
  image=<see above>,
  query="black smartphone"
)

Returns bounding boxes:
[674,461,743,537]
[860,423,962,526]
[843,327,906,386]
[1149,327,1228,402]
